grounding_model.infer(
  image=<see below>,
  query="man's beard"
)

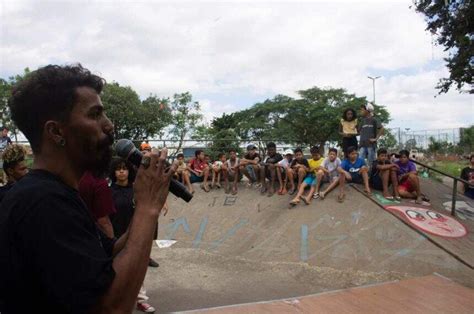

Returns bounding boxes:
[88,132,114,178]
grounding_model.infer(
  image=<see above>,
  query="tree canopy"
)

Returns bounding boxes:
[0,68,31,140]
[207,87,390,150]
[414,0,473,94]
[101,82,172,141]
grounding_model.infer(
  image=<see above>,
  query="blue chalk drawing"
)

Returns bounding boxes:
[301,224,309,262]
[210,218,248,249]
[165,217,191,240]
[192,216,209,248]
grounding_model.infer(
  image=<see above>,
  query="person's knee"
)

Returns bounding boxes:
[360,167,368,173]
[298,168,306,175]
[408,173,418,182]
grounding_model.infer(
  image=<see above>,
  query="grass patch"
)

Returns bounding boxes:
[429,160,469,178]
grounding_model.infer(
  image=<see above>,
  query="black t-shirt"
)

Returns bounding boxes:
[110,183,135,238]
[290,158,309,168]
[243,152,261,162]
[370,160,391,179]
[0,182,14,203]
[264,153,283,164]
[0,170,116,314]
[460,166,474,192]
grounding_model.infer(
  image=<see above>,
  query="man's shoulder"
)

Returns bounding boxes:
[3,171,76,208]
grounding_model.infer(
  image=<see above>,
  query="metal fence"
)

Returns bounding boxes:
[10,125,470,158]
[388,127,462,149]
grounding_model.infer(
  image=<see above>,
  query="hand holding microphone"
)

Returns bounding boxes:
[115,139,194,203]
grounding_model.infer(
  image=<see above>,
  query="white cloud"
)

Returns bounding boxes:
[0,0,472,132]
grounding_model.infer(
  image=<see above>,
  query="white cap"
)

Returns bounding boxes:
[365,103,374,112]
[284,149,294,155]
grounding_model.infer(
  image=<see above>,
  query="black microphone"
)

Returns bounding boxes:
[115,139,193,203]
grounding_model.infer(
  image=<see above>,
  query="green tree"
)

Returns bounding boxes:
[101,83,171,141]
[0,68,31,141]
[405,138,418,151]
[459,125,474,152]
[379,130,398,150]
[230,87,390,149]
[428,136,443,156]
[141,95,172,138]
[414,0,473,94]
[168,92,203,156]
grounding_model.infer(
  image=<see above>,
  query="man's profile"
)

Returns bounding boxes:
[0,64,175,313]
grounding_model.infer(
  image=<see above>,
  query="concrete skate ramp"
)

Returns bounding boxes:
[190,274,474,314]
[145,182,474,312]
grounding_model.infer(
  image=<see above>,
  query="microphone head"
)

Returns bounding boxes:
[115,139,136,158]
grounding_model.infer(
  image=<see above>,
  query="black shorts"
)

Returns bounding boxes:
[370,175,384,191]
[350,172,363,184]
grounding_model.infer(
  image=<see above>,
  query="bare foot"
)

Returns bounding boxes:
[319,191,326,199]
[302,197,311,205]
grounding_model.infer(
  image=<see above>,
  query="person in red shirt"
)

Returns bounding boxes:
[79,171,116,239]
[187,149,210,192]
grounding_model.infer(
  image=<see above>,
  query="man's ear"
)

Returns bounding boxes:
[44,120,65,146]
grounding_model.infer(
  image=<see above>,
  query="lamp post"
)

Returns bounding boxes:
[367,76,381,104]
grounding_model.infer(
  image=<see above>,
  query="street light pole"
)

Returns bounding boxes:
[367,76,381,104]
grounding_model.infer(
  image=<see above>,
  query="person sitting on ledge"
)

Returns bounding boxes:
[369,148,401,200]
[395,149,428,204]
[188,149,210,192]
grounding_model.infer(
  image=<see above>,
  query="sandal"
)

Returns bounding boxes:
[216,183,221,189]
[201,184,210,192]
[395,196,401,201]
[384,195,394,200]
[364,190,372,197]
[319,191,326,200]
[338,194,345,203]
[290,198,300,206]
[302,197,310,205]
[288,188,296,195]
[313,193,320,199]
[231,188,238,195]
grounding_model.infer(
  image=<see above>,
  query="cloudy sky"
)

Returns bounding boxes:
[1,0,472,132]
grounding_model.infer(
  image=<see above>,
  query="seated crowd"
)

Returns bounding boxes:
[173,142,432,206]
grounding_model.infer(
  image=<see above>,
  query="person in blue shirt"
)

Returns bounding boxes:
[341,146,371,198]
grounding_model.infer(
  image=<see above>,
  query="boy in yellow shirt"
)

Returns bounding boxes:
[290,146,324,206]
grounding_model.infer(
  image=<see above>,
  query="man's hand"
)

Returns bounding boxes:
[133,148,177,216]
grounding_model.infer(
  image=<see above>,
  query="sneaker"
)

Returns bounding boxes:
[148,258,159,268]
[137,302,156,313]
[313,193,320,199]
